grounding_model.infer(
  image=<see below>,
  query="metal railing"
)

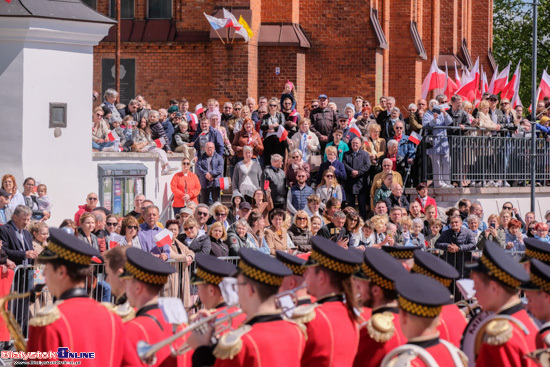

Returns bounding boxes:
[421,126,550,185]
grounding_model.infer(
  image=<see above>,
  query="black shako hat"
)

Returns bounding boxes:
[355,248,408,290]
[382,246,422,260]
[304,236,361,276]
[191,254,237,285]
[39,228,100,266]
[276,250,306,276]
[120,247,175,285]
[523,237,550,265]
[466,240,529,288]
[396,273,452,318]
[412,249,460,287]
[237,248,292,287]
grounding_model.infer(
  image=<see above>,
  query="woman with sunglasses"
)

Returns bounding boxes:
[287,210,312,253]
[179,217,211,255]
[92,106,116,151]
[344,210,362,248]
[170,157,201,215]
[260,97,288,166]
[104,214,119,237]
[286,149,310,187]
[117,216,142,249]
[316,166,343,211]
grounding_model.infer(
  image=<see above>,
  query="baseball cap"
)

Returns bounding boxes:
[318,94,328,100]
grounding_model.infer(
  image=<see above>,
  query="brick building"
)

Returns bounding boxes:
[89,0,495,113]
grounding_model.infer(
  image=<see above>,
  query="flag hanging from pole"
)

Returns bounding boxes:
[238,15,253,39]
[223,8,242,30]
[421,58,446,99]
[203,13,227,30]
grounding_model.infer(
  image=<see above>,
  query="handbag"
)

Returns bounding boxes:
[308,154,322,172]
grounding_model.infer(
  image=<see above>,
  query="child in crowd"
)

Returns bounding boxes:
[111,117,134,152]
[133,117,178,175]
[324,128,349,162]
[171,121,195,160]
[280,80,296,111]
[36,184,53,215]
[358,220,376,248]
[399,216,412,246]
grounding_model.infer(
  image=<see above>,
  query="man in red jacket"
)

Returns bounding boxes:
[74,192,99,224]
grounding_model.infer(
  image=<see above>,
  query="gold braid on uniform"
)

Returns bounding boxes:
[213,325,252,360]
[125,262,168,285]
[366,312,395,342]
[388,250,415,260]
[530,272,550,294]
[480,256,521,288]
[361,263,394,290]
[238,261,283,286]
[398,296,442,318]
[46,242,91,265]
[285,263,306,276]
[196,268,223,285]
[310,250,358,275]
[411,263,452,287]
[526,248,550,263]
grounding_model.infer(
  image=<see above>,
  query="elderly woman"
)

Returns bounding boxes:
[170,157,201,214]
[316,166,343,211]
[534,222,550,243]
[477,214,506,250]
[287,210,312,253]
[179,217,211,254]
[30,222,49,254]
[92,106,115,151]
[208,222,230,257]
[101,88,122,124]
[117,216,142,248]
[364,123,386,163]
[232,117,263,161]
[264,209,290,255]
[226,219,249,255]
[290,118,321,171]
[505,219,525,254]
[165,219,194,307]
[286,149,311,186]
[77,212,100,251]
[410,218,426,248]
[208,111,233,158]
[212,204,232,229]
[383,107,403,141]
[466,214,482,243]
[422,99,453,188]
[232,145,263,202]
[405,103,423,135]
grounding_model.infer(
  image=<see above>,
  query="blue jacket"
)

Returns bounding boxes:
[422,109,453,155]
[196,152,224,188]
[193,127,224,156]
[162,118,175,145]
[316,160,347,185]
[397,135,417,161]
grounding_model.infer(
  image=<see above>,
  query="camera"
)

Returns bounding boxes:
[432,105,442,114]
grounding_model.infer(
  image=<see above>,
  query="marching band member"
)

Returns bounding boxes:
[522,258,550,349]
[382,273,468,366]
[353,247,408,367]
[276,250,312,306]
[27,228,141,366]
[298,236,362,366]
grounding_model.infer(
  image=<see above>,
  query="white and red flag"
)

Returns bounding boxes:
[277,125,288,142]
[107,130,119,142]
[154,137,166,148]
[456,58,480,102]
[536,69,550,102]
[219,177,230,190]
[444,63,459,100]
[488,65,499,94]
[223,8,242,30]
[154,229,173,248]
[408,131,422,145]
[493,63,510,95]
[503,61,521,100]
[349,122,361,137]
[109,233,124,248]
[454,61,462,88]
[195,104,204,115]
[421,58,446,99]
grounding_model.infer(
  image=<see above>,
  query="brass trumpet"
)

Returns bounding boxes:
[0,284,46,353]
[275,283,308,314]
[137,307,243,364]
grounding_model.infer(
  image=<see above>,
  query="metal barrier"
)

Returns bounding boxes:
[421,126,550,185]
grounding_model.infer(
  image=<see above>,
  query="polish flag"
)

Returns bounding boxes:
[154,137,166,148]
[454,61,462,88]
[195,104,204,115]
[456,58,479,102]
[493,63,510,95]
[536,69,550,102]
[349,122,361,137]
[109,233,124,248]
[154,229,173,248]
[408,131,422,145]
[188,113,198,131]
[421,58,446,99]
[502,61,521,100]
[480,66,489,94]
[510,69,522,108]
[277,125,288,142]
[443,63,459,100]
[488,65,499,94]
[219,177,230,190]
[91,256,102,264]
[223,8,242,31]
[289,109,298,117]
[107,130,119,142]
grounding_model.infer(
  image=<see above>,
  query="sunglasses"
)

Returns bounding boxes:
[333,206,341,209]
[503,206,512,210]
[182,162,190,166]
[395,127,404,130]
[87,197,98,201]
[106,222,117,227]
[127,225,138,230]
[197,212,209,217]
[311,105,319,108]
[325,175,334,178]
[216,213,227,217]
[296,217,307,221]
[184,227,194,231]
[269,104,277,107]
[234,108,242,111]
[96,113,104,117]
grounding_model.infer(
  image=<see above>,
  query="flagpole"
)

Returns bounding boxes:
[230,28,236,44]
[214,29,226,44]
[530,0,538,212]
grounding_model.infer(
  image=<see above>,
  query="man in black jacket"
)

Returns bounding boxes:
[310,94,337,151]
[446,95,470,136]
[262,154,287,210]
[342,137,371,219]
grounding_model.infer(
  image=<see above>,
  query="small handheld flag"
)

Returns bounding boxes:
[277,125,289,142]
[107,130,119,142]
[349,122,361,137]
[154,137,166,148]
[219,177,230,190]
[289,109,298,117]
[195,104,204,115]
[109,233,124,248]
[409,131,422,145]
[154,229,173,248]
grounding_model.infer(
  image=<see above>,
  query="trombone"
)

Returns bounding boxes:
[137,307,243,364]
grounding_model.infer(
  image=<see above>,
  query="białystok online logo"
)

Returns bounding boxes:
[1,348,95,360]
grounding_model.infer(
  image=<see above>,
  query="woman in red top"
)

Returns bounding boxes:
[170,157,201,215]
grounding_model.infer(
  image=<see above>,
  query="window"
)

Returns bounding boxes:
[109,0,134,19]
[410,21,427,60]
[148,0,172,19]
[81,0,97,9]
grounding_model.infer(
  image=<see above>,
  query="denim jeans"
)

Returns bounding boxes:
[92,141,115,151]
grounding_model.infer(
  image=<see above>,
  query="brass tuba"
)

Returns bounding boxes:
[0,284,46,353]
